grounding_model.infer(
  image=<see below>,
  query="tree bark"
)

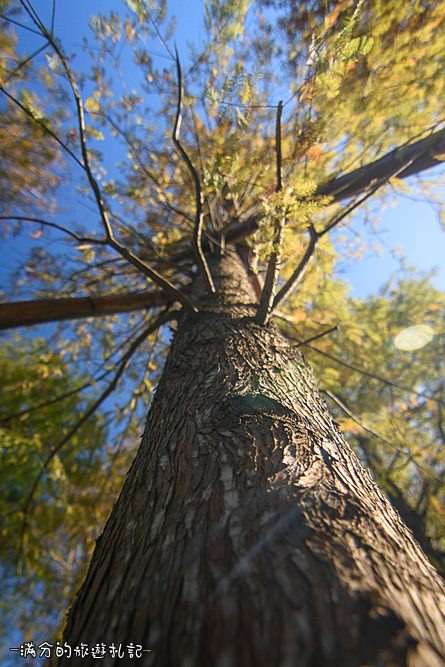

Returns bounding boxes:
[58,247,445,667]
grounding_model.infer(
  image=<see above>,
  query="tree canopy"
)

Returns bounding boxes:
[1,0,445,649]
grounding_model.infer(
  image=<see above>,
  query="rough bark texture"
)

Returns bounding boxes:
[58,247,445,667]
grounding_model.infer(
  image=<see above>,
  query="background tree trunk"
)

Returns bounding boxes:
[58,247,445,667]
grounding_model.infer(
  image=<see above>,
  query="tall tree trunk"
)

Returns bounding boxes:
[58,247,445,667]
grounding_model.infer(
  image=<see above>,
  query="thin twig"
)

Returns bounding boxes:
[207,127,445,252]
[0,87,83,167]
[0,12,42,35]
[294,325,338,348]
[273,223,319,308]
[95,111,160,188]
[1,370,110,423]
[191,109,217,238]
[19,0,46,32]
[307,344,443,406]
[108,239,197,311]
[146,10,174,60]
[257,101,285,325]
[52,36,196,307]
[173,46,215,293]
[319,180,384,237]
[1,318,150,421]
[323,388,444,485]
[50,0,56,35]
[2,42,49,85]
[44,33,114,240]
[0,216,106,245]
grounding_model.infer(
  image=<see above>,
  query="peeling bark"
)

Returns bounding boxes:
[58,247,445,667]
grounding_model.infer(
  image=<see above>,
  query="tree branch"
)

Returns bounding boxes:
[0,289,178,330]
[219,126,445,246]
[273,148,422,308]
[173,46,215,293]
[317,127,445,202]
[2,41,49,85]
[0,215,107,245]
[280,328,442,405]
[38,24,114,241]
[309,344,443,406]
[107,239,197,311]
[8,10,197,312]
[0,12,42,36]
[0,86,83,167]
[257,101,285,325]
[273,223,319,308]
[293,325,338,347]
[1,318,154,422]
[52,36,196,309]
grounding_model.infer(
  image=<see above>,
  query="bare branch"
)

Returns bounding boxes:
[257,101,285,325]
[273,223,319,308]
[0,86,83,167]
[96,111,160,187]
[293,325,338,347]
[318,162,408,238]
[1,368,111,424]
[273,150,421,309]
[18,0,47,35]
[0,289,179,330]
[317,127,445,202]
[108,239,197,311]
[50,34,196,308]
[50,0,56,35]
[0,12,42,36]
[1,317,154,422]
[319,182,382,237]
[39,29,114,241]
[282,322,442,405]
[0,215,107,245]
[2,42,49,85]
[8,13,197,311]
[146,10,175,60]
[173,46,215,293]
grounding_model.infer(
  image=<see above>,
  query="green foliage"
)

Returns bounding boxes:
[0,336,134,636]
[0,319,166,640]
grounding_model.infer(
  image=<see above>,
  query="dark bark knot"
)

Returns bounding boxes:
[222,393,293,418]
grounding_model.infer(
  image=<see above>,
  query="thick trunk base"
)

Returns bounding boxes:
[58,249,445,667]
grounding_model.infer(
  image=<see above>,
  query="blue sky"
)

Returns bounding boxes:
[340,190,445,296]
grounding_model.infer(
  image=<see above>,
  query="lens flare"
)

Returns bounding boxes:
[394,324,434,351]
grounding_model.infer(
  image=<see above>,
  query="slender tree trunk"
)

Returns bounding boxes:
[58,247,445,667]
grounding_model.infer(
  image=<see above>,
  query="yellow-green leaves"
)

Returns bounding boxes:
[85,96,100,114]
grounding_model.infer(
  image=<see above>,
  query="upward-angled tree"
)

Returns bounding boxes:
[1,0,445,665]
